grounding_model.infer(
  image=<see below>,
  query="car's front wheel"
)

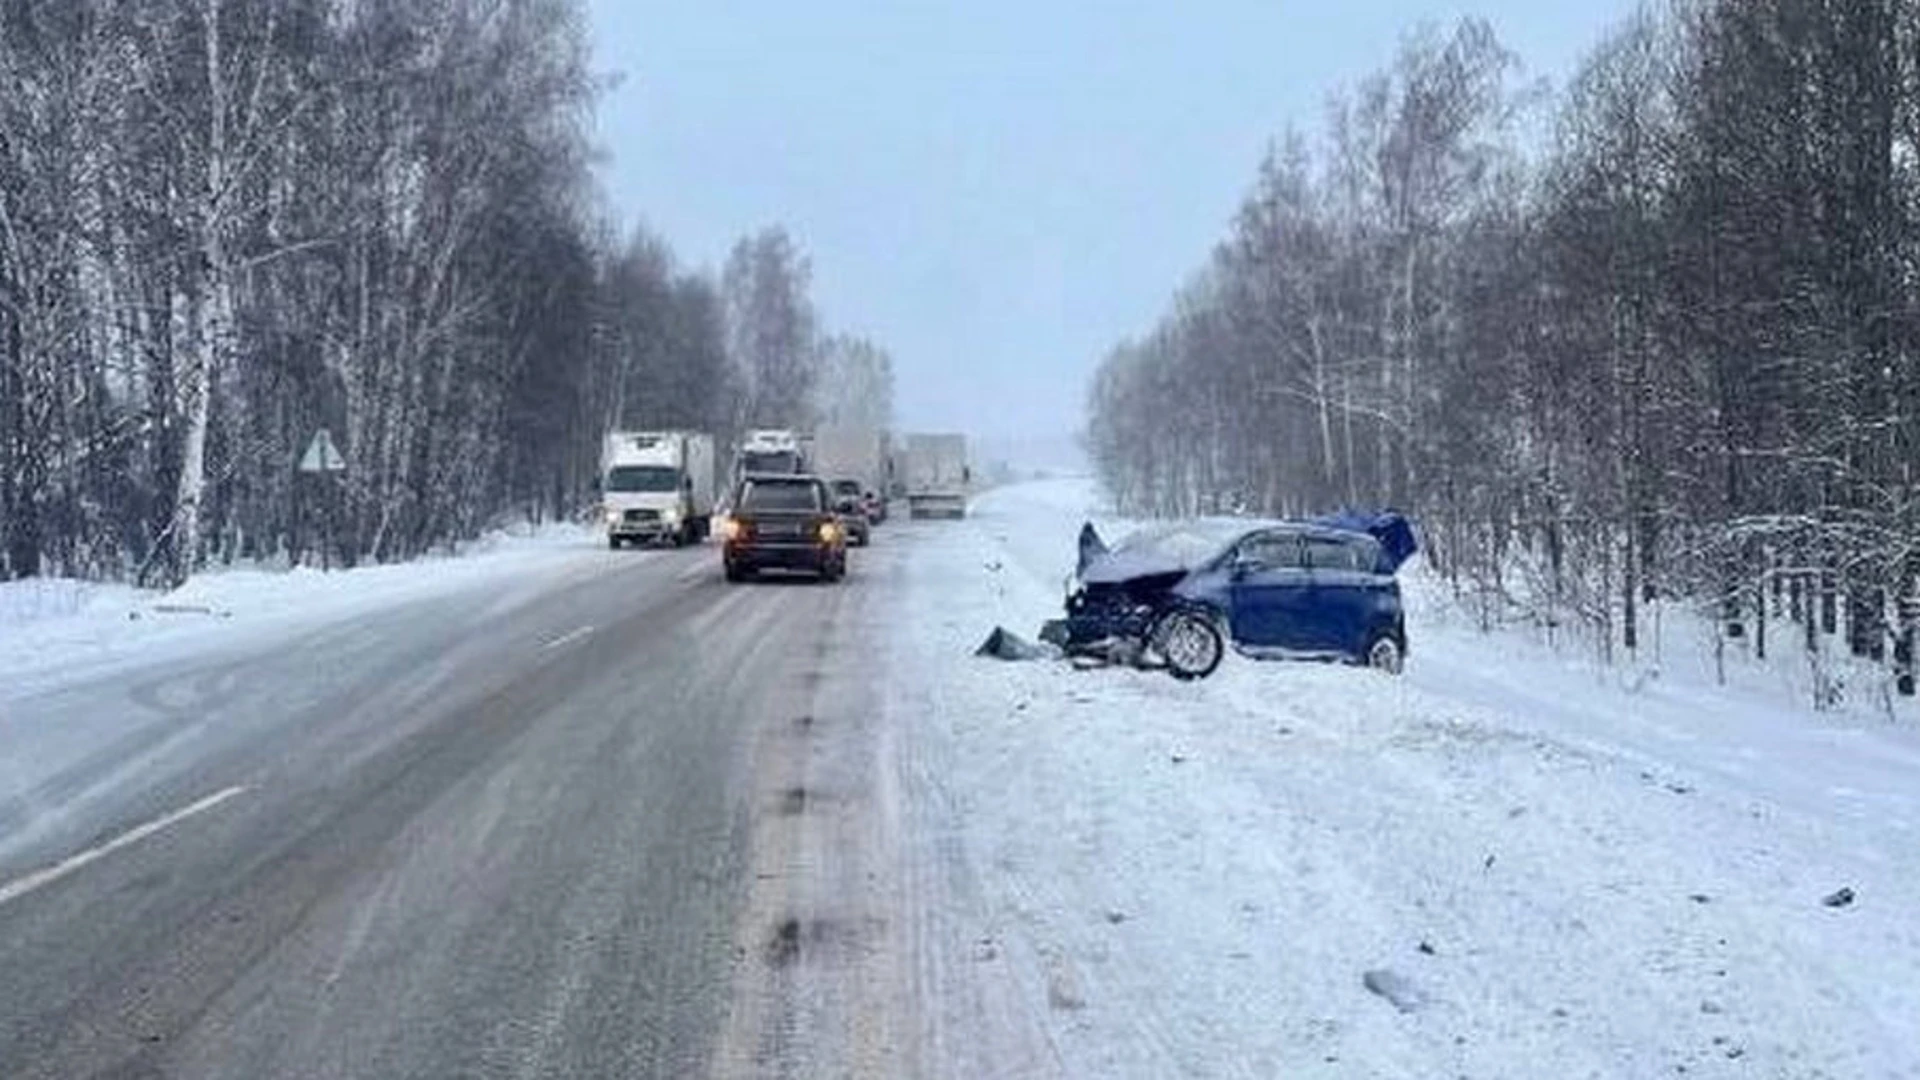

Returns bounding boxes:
[1365,633,1405,675]
[1152,609,1224,681]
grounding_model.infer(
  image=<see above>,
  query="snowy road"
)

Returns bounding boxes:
[0,541,898,1078]
[3,481,1919,1078]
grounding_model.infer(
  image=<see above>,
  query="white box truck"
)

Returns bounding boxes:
[811,425,889,534]
[811,424,883,489]
[733,429,806,481]
[601,431,717,548]
[904,433,969,519]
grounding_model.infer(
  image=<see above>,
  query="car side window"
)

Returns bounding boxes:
[1234,532,1303,571]
[1302,535,1372,572]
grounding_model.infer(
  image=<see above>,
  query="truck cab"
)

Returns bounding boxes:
[733,429,805,479]
[602,431,717,547]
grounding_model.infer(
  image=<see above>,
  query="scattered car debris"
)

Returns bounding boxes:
[1046,959,1087,1011]
[974,625,1055,661]
[1362,968,1427,1013]
[151,602,226,617]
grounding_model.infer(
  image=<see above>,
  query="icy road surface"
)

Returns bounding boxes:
[2,481,1918,1078]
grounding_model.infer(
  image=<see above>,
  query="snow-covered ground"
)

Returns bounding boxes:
[7,482,1917,1075]
[890,478,1920,1078]
[0,522,604,699]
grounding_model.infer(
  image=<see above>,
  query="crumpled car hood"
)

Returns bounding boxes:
[1074,520,1253,586]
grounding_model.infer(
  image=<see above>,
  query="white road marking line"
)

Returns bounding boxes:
[0,785,249,908]
[540,625,594,651]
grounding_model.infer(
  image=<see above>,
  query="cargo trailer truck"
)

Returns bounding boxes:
[903,433,969,519]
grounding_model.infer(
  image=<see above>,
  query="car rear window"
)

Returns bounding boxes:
[740,479,821,512]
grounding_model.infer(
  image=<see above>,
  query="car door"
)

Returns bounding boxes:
[1226,531,1313,650]
[1299,534,1373,653]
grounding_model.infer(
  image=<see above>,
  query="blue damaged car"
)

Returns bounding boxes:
[1039,512,1417,680]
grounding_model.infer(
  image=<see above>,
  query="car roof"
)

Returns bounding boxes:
[738,472,820,484]
[1104,517,1377,554]
[1243,521,1380,544]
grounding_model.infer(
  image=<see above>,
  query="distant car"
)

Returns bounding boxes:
[862,488,887,525]
[828,478,872,546]
[721,474,848,582]
[1040,514,1416,679]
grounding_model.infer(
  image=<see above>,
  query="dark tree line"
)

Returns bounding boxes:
[1087,3,1920,698]
[0,1,892,587]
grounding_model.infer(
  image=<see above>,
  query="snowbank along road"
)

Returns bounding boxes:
[2,480,1918,1078]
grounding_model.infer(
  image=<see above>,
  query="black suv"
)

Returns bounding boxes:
[721,474,848,582]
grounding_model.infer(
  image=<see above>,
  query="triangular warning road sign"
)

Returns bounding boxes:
[299,428,347,473]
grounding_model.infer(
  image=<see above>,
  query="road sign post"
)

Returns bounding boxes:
[298,429,348,571]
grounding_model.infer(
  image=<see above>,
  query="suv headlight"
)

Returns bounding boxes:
[604,508,621,524]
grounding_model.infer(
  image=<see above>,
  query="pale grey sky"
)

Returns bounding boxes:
[586,1,1637,446]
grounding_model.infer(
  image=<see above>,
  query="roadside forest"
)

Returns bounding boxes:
[1088,2,1920,695]
[0,0,891,585]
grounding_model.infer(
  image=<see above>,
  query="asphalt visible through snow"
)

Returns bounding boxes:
[0,539,899,1079]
